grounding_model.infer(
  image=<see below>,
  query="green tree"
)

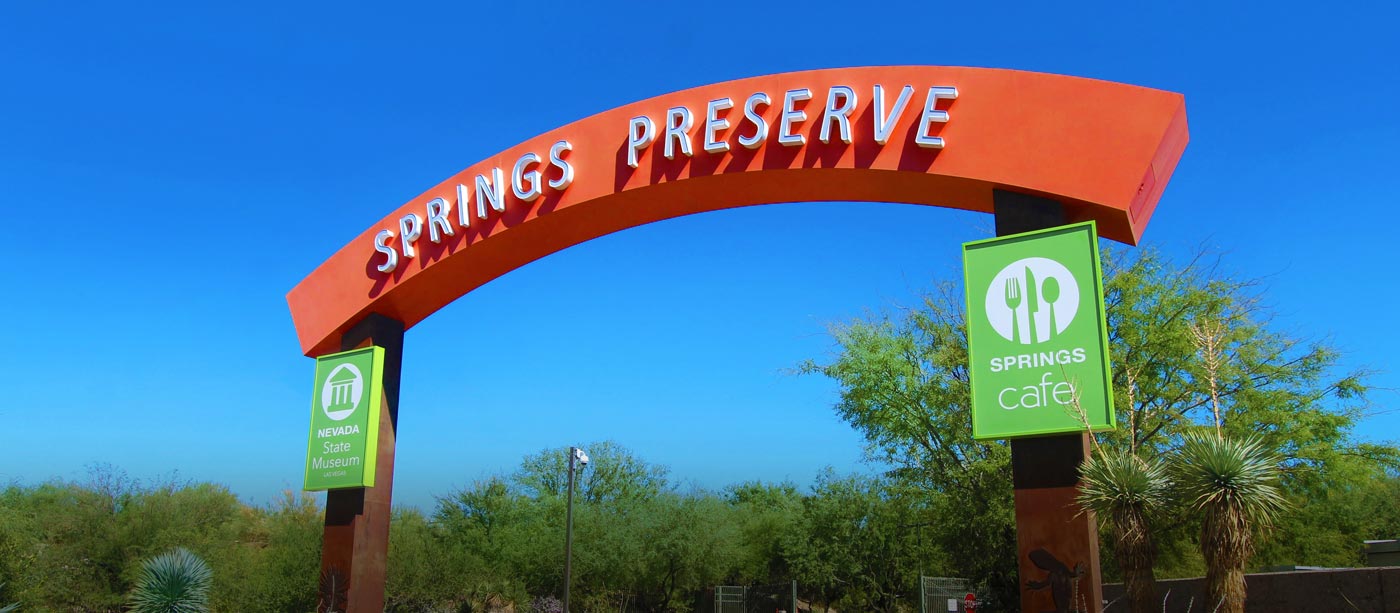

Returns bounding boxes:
[433,476,534,607]
[434,441,710,612]
[1254,463,1400,567]
[725,481,803,583]
[624,493,740,611]
[797,283,1017,605]
[514,440,670,504]
[781,471,939,613]
[801,246,1400,604]
[1105,250,1398,576]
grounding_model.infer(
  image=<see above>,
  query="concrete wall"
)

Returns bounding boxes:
[1102,566,1400,612]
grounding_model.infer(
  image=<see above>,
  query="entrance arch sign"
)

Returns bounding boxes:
[288,66,1187,357]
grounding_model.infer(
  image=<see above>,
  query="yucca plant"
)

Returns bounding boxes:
[1077,448,1169,613]
[318,567,348,613]
[0,581,16,613]
[1171,432,1286,613]
[128,547,213,613]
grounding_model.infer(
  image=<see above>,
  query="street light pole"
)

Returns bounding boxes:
[563,446,587,613]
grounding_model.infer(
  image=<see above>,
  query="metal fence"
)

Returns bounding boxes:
[920,576,971,613]
[710,581,798,613]
[713,585,745,613]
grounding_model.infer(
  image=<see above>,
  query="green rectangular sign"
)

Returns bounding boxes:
[963,222,1115,440]
[303,346,384,490]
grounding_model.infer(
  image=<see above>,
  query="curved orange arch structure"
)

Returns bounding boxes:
[288,66,1187,357]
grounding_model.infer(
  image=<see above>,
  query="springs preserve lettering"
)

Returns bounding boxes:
[368,83,957,277]
[622,85,957,166]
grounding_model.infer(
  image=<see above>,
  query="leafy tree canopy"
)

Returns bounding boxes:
[799,246,1399,599]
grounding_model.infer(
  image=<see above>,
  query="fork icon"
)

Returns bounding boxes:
[1004,276,1022,344]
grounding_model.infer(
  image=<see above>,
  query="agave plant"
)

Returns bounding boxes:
[1077,447,1169,613]
[128,547,213,613]
[1171,432,1287,613]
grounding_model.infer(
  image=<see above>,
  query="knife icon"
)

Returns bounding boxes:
[1025,266,1039,343]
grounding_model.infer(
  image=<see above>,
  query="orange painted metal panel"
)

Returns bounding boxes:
[288,66,1188,356]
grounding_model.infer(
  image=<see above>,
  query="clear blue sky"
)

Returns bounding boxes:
[2,2,1396,510]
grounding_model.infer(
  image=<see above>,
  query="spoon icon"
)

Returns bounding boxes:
[1042,276,1061,338]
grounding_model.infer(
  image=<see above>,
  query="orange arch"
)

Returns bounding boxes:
[288,66,1187,357]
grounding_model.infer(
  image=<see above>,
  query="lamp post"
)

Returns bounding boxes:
[563,446,588,613]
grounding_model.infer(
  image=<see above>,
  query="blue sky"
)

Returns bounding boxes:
[2,2,1397,510]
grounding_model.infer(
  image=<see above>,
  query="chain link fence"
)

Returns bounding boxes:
[705,582,797,613]
[920,576,972,613]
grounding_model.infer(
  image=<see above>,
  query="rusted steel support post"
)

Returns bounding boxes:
[994,190,1104,613]
[318,314,403,613]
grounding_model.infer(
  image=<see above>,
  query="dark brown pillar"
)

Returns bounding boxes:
[319,314,403,613]
[994,190,1104,613]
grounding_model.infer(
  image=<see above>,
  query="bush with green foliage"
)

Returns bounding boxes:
[0,470,321,612]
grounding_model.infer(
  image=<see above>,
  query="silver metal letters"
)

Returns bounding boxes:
[371,82,959,276]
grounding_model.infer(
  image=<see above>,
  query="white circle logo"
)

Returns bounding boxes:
[320,364,363,421]
[983,257,1080,345]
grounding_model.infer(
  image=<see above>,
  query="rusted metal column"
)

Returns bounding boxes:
[319,313,403,613]
[994,190,1104,613]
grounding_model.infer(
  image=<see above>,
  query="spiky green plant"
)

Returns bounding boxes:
[1171,432,1287,613]
[1077,448,1170,613]
[0,581,16,613]
[128,548,213,613]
